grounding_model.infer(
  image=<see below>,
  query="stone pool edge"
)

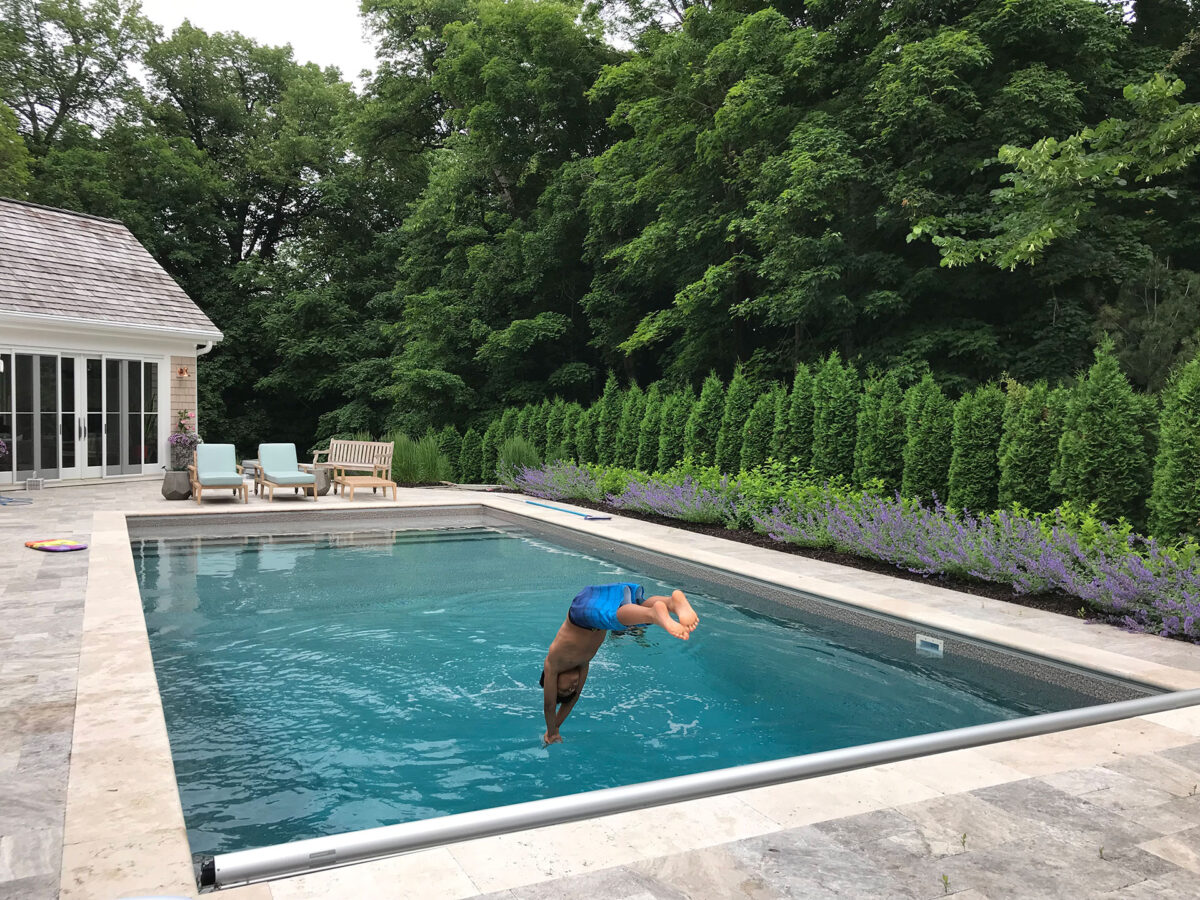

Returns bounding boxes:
[60,493,1200,899]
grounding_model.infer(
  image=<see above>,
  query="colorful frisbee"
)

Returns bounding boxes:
[25,538,88,552]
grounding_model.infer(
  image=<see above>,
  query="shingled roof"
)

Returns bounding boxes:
[0,197,222,338]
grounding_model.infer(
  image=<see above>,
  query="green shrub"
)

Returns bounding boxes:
[685,372,725,466]
[595,372,623,466]
[636,385,664,471]
[853,371,905,492]
[556,402,582,461]
[1054,343,1149,522]
[716,365,757,473]
[657,388,694,471]
[740,389,780,471]
[497,435,542,484]
[902,374,954,501]
[774,363,814,471]
[614,383,645,467]
[811,352,860,480]
[459,427,482,483]
[391,433,450,483]
[948,383,1005,512]
[437,425,462,482]
[544,399,566,457]
[1150,357,1200,538]
[998,380,1062,512]
[481,420,501,482]
[574,404,598,464]
[528,400,552,454]
[497,407,519,447]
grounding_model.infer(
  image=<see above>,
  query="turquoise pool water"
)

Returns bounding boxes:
[134,525,1099,856]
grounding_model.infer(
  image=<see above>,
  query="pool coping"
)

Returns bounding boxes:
[61,492,1200,898]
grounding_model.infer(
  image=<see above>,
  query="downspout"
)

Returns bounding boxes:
[196,341,214,356]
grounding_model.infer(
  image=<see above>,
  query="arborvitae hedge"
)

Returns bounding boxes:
[515,405,534,443]
[948,383,1005,512]
[1150,357,1200,538]
[811,352,860,480]
[558,402,581,462]
[481,420,501,482]
[776,363,814,470]
[902,374,954,502]
[459,427,482,483]
[853,371,905,492]
[658,389,694,471]
[997,380,1062,512]
[575,404,598,464]
[437,425,462,482]
[1054,344,1149,523]
[636,385,664,471]
[716,366,757,473]
[497,407,519,448]
[529,400,551,454]
[614,384,645,467]
[740,390,779,472]
[544,399,566,458]
[685,373,725,466]
[595,372,623,466]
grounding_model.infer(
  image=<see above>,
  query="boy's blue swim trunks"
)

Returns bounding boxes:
[568,582,646,632]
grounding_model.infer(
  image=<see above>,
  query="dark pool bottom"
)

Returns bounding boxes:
[128,506,1156,857]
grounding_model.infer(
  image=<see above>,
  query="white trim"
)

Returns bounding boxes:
[0,308,222,342]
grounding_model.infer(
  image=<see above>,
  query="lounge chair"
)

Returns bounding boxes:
[256,443,318,501]
[189,444,248,504]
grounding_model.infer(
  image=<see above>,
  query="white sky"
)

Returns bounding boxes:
[138,0,379,84]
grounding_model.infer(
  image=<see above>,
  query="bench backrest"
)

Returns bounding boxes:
[327,439,394,467]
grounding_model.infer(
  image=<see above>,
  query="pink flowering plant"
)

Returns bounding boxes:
[167,409,201,471]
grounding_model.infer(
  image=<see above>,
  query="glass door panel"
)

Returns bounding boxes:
[85,358,103,474]
[60,357,76,476]
[0,352,11,483]
[14,354,34,479]
[105,359,121,476]
[38,356,58,478]
[143,363,159,466]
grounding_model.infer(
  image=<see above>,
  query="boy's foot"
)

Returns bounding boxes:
[673,594,699,631]
[654,604,690,640]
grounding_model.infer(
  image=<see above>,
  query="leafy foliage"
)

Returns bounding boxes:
[685,373,725,467]
[1150,357,1200,539]
[811,352,860,481]
[716,366,757,474]
[948,383,1006,512]
[902,375,954,502]
[853,372,906,493]
[998,380,1063,512]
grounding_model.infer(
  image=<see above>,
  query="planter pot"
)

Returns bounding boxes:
[314,466,332,496]
[162,471,192,501]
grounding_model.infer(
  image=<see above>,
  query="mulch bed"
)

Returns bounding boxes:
[560,497,1089,621]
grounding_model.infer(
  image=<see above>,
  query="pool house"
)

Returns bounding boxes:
[0,197,221,486]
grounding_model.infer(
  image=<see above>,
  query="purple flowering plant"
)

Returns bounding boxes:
[166,409,201,471]
[513,460,1200,641]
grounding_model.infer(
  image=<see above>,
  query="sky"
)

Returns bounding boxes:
[138,0,379,84]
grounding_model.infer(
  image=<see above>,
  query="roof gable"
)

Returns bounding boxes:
[0,198,222,338]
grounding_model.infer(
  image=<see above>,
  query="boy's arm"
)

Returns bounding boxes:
[542,662,561,743]
[553,663,588,728]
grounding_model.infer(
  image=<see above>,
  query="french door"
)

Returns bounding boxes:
[0,351,159,483]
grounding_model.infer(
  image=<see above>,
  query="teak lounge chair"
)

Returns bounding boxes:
[189,444,248,504]
[256,443,318,501]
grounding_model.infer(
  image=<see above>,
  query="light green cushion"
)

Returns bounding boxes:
[257,443,314,484]
[266,472,314,486]
[196,444,241,486]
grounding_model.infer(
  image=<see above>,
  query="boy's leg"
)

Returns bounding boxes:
[616,598,689,640]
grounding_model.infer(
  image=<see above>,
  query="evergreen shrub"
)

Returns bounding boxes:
[853,371,905,492]
[1150,357,1200,538]
[948,383,1005,512]
[998,380,1062,512]
[459,427,482,483]
[685,372,725,466]
[658,389,694,471]
[636,385,664,471]
[811,352,859,480]
[716,366,757,473]
[902,374,954,501]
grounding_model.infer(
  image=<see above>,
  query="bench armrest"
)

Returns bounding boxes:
[313,449,330,463]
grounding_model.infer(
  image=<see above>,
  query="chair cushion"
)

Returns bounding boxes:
[258,443,300,473]
[198,474,244,487]
[196,443,238,481]
[264,472,314,486]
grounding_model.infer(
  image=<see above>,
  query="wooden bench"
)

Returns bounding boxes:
[312,439,394,492]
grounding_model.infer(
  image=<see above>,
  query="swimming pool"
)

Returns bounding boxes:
[130,509,1154,860]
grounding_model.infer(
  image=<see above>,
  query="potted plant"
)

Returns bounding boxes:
[163,410,201,500]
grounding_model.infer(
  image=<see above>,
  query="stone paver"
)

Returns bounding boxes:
[3,479,1200,899]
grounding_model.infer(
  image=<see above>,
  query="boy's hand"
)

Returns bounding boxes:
[542,730,563,746]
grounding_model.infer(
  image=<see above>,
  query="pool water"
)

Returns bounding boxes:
[134,526,1095,855]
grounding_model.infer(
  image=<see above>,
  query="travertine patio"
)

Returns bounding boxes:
[3,480,1200,899]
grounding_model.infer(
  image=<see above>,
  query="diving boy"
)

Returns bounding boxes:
[540,583,698,745]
